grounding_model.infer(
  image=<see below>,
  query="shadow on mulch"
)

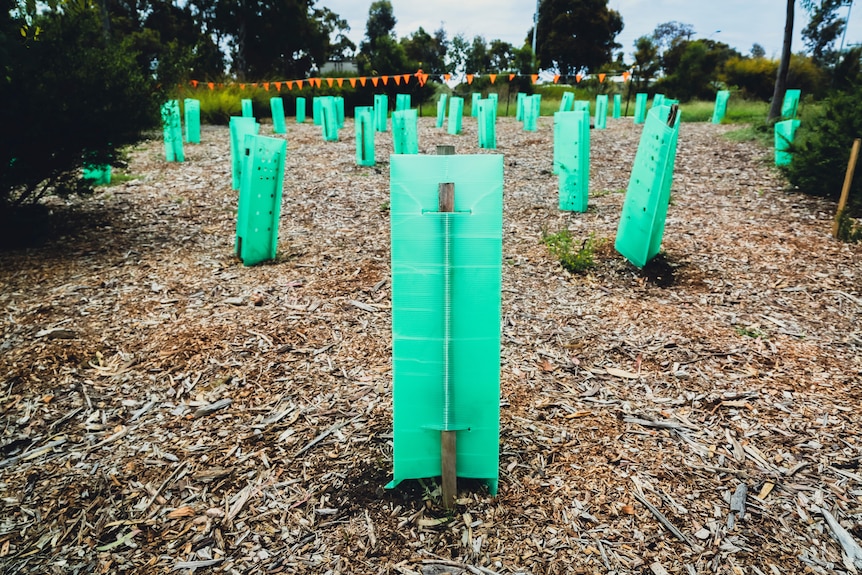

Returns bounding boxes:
[637,252,679,288]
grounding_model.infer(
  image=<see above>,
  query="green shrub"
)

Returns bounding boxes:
[542,229,604,273]
[1,5,160,211]
[783,87,862,216]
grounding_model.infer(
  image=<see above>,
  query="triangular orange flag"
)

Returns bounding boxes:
[402,74,410,85]
[240,83,246,90]
[394,75,401,85]
[381,76,389,85]
[418,73,427,86]
[576,74,582,83]
[444,73,451,81]
[598,73,606,83]
[531,74,538,84]
[263,82,270,90]
[286,81,294,90]
[371,77,379,87]
[296,80,303,89]
[623,71,631,82]
[467,74,474,84]
[326,78,334,87]
[349,78,357,87]
[509,73,516,81]
[553,74,560,84]
[207,82,214,90]
[191,80,199,88]
[359,77,367,86]
[275,82,282,91]
[316,78,323,88]
[489,74,497,84]
[337,78,344,87]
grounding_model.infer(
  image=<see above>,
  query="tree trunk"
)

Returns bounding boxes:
[768,0,795,122]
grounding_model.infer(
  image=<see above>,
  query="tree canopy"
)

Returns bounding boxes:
[532,0,623,75]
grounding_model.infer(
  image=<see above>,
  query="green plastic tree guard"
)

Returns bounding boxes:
[447,96,464,135]
[613,94,622,119]
[615,105,682,268]
[161,100,184,163]
[652,94,665,108]
[242,98,253,118]
[374,94,388,132]
[184,99,201,144]
[396,94,411,111]
[478,99,496,150]
[634,93,648,124]
[471,92,481,117]
[229,116,260,190]
[312,97,323,126]
[488,93,499,113]
[516,92,526,121]
[782,89,801,120]
[595,95,608,130]
[573,100,590,119]
[271,97,287,134]
[393,109,419,154]
[321,96,338,142]
[335,96,345,128]
[296,97,306,123]
[524,94,541,131]
[436,94,448,128]
[235,134,287,266]
[712,90,730,124]
[774,119,801,166]
[555,111,590,211]
[83,164,111,185]
[560,92,575,112]
[355,106,375,166]
[388,153,503,496]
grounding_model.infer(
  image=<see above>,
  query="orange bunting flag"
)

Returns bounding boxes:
[371,77,379,87]
[622,71,631,82]
[207,82,214,90]
[489,74,497,84]
[553,74,560,84]
[381,76,389,85]
[191,80,199,88]
[531,74,539,84]
[467,74,474,84]
[317,78,324,88]
[394,75,401,85]
[295,80,303,89]
[337,78,344,87]
[253,83,259,88]
[263,82,270,91]
[509,73,516,81]
[402,74,411,85]
[598,73,606,83]
[419,73,428,86]
[576,74,583,83]
[275,82,282,91]
[444,73,451,81]
[326,78,334,87]
[349,78,357,87]
[240,83,246,90]
[359,76,367,86]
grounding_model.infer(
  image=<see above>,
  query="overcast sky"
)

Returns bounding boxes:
[320,0,862,63]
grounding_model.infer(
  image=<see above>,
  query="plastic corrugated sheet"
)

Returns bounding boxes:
[296,97,306,123]
[634,93,648,124]
[355,106,375,166]
[392,109,419,155]
[774,119,801,166]
[241,99,253,118]
[471,93,481,117]
[447,97,464,135]
[555,111,590,212]
[595,95,608,130]
[229,116,259,191]
[516,92,526,121]
[321,97,338,142]
[235,134,286,266]
[782,89,801,120]
[374,94,388,132]
[613,94,622,119]
[523,94,541,131]
[270,98,286,134]
[712,91,730,124]
[615,105,681,268]
[560,92,574,112]
[312,97,322,126]
[396,94,411,112]
[184,99,201,144]
[436,94,448,128]
[477,99,496,150]
[161,100,184,163]
[388,153,503,495]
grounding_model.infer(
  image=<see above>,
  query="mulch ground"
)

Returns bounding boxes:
[1,113,861,575]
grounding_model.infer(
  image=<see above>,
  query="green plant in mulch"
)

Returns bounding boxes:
[541,229,605,273]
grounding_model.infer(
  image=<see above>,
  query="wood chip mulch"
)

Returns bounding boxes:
[1,113,861,575]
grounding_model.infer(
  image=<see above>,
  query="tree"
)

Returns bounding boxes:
[1,2,160,211]
[768,0,795,122]
[532,0,623,75]
[801,0,847,67]
[401,26,447,74]
[465,35,491,73]
[632,36,660,90]
[446,33,470,76]
[357,0,409,75]
[658,39,739,101]
[751,43,766,58]
[489,39,516,72]
[651,21,695,51]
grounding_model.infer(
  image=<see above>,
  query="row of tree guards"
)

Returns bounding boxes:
[139,86,854,506]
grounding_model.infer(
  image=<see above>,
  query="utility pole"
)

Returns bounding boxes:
[840,0,854,53]
[531,0,539,71]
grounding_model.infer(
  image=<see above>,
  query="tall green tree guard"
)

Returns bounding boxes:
[531,0,623,74]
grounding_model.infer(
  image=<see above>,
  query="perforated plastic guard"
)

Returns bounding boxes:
[235,134,286,266]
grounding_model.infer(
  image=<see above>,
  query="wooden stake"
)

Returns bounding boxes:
[834,138,861,238]
[437,144,456,510]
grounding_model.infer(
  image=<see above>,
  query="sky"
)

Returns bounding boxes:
[319,0,862,64]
